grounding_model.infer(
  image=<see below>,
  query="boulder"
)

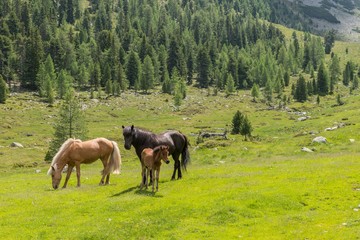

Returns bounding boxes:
[312,136,327,144]
[301,147,313,153]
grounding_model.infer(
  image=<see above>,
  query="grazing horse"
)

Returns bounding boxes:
[47,138,121,189]
[140,145,170,192]
[122,125,190,181]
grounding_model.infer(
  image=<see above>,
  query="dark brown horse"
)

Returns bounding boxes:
[47,138,122,189]
[122,125,190,181]
[141,145,170,192]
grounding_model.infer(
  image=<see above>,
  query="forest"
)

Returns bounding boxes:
[0,0,359,105]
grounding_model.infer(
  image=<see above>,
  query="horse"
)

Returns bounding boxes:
[47,138,121,189]
[140,145,170,192]
[122,125,190,181]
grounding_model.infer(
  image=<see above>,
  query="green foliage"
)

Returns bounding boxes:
[231,110,253,140]
[225,73,235,96]
[324,30,336,54]
[140,55,154,93]
[45,89,87,161]
[231,110,243,134]
[317,61,329,96]
[251,83,260,101]
[126,51,141,88]
[0,75,8,103]
[294,75,308,102]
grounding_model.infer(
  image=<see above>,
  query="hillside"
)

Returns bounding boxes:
[284,0,360,41]
[1,2,360,237]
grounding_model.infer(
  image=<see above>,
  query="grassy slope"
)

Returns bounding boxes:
[1,35,360,239]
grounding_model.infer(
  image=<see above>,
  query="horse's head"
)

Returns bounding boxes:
[122,125,135,150]
[48,164,62,190]
[160,145,170,164]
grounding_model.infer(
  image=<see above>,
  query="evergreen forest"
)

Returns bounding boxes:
[1,0,359,104]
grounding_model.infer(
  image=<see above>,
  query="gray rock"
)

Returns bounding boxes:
[10,142,24,148]
[301,147,313,153]
[312,136,327,144]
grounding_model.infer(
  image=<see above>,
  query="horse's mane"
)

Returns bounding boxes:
[47,138,81,175]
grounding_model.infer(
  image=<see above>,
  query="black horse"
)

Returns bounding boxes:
[122,125,190,180]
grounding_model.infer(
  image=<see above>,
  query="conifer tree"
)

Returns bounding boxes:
[197,46,211,88]
[329,54,341,93]
[0,75,8,104]
[140,55,154,93]
[251,83,260,102]
[126,50,141,88]
[57,69,73,99]
[240,115,253,141]
[225,73,235,96]
[231,110,244,135]
[294,75,307,102]
[317,61,329,96]
[45,89,87,161]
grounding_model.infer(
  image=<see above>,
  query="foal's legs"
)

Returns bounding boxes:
[155,168,160,192]
[152,169,156,192]
[63,164,74,188]
[146,168,150,190]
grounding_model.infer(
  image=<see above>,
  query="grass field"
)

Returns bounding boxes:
[1,82,360,239]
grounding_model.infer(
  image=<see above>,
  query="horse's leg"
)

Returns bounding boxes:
[140,165,145,189]
[99,158,107,185]
[177,159,182,179]
[105,174,110,185]
[75,162,81,187]
[62,164,74,188]
[156,168,160,192]
[152,169,155,192]
[171,153,181,180]
[146,168,150,190]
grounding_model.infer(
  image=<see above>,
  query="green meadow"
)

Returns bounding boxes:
[1,80,360,239]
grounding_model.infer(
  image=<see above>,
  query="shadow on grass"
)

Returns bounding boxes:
[111,186,163,198]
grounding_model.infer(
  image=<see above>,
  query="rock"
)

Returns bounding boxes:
[35,169,41,173]
[312,136,327,144]
[10,142,24,148]
[350,139,355,143]
[298,116,310,121]
[301,147,313,153]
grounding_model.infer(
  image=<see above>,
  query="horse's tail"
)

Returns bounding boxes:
[181,134,190,171]
[47,138,77,175]
[109,141,122,175]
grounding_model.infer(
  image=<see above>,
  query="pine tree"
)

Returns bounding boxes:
[225,73,235,96]
[343,61,353,86]
[324,30,335,54]
[317,61,329,96]
[294,75,307,102]
[140,55,154,93]
[57,69,73,99]
[240,115,253,141]
[197,46,211,88]
[0,75,9,104]
[329,54,341,93]
[352,74,359,90]
[251,83,260,102]
[126,50,140,88]
[45,89,87,161]
[231,110,244,134]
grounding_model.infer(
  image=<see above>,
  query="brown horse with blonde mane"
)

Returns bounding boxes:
[47,138,121,189]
